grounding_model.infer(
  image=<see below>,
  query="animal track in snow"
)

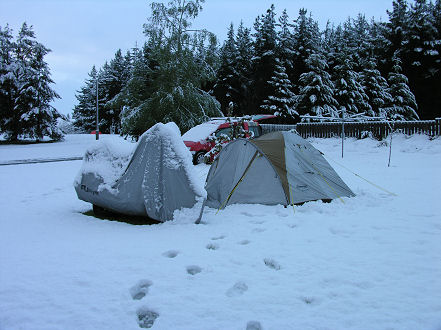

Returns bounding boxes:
[206,243,219,250]
[264,258,281,270]
[162,250,179,258]
[130,280,153,300]
[211,235,226,240]
[252,228,266,233]
[137,308,159,328]
[238,239,250,245]
[246,321,263,330]
[186,265,202,275]
[226,281,248,297]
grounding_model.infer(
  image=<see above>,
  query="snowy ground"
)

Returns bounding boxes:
[1,134,440,330]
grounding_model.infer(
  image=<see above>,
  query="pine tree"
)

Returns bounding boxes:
[362,58,392,117]
[0,25,16,139]
[250,4,278,114]
[213,23,239,115]
[333,52,371,116]
[277,9,295,77]
[385,0,409,58]
[404,0,439,119]
[351,14,372,70]
[297,53,338,117]
[387,54,418,120]
[260,59,297,121]
[234,21,253,115]
[73,66,99,132]
[3,23,36,140]
[292,9,321,93]
[102,49,131,133]
[0,23,61,141]
[23,35,62,141]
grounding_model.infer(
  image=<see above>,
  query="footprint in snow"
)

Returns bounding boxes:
[186,265,202,275]
[162,250,179,258]
[300,296,319,305]
[211,235,226,240]
[206,243,219,250]
[246,321,263,330]
[250,220,265,225]
[226,281,248,297]
[252,228,266,233]
[238,239,250,245]
[137,308,159,328]
[240,211,254,217]
[264,258,281,270]
[130,280,153,300]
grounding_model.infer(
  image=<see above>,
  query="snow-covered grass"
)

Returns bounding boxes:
[0,134,440,330]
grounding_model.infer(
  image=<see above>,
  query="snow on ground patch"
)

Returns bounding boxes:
[0,134,440,329]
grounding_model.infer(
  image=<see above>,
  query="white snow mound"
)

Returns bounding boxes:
[74,136,135,190]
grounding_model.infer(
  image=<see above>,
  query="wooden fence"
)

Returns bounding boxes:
[260,119,441,139]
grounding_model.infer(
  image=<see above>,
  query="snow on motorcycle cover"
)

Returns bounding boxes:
[74,122,206,223]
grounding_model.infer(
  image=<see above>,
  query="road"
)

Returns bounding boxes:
[0,156,83,166]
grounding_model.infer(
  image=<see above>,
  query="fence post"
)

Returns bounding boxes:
[341,111,345,158]
[436,118,441,137]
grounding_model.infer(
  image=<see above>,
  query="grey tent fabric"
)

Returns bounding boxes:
[75,123,206,222]
[205,131,355,209]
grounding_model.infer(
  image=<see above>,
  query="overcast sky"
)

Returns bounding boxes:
[0,0,393,115]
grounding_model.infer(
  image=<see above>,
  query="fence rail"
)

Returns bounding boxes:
[260,119,441,139]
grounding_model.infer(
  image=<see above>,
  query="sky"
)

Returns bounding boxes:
[0,0,393,116]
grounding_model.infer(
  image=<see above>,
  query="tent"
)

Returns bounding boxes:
[75,123,206,222]
[204,131,355,209]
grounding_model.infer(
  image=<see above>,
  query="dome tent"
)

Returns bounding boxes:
[75,122,206,223]
[204,131,355,209]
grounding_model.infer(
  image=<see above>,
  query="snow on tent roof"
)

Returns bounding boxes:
[182,120,225,142]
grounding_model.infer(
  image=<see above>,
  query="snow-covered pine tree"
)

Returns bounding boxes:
[350,14,372,71]
[368,18,390,74]
[213,23,239,115]
[277,9,295,80]
[333,51,371,116]
[292,9,321,93]
[73,66,99,132]
[0,23,61,141]
[432,0,441,118]
[260,59,298,121]
[362,58,392,117]
[404,0,439,119]
[102,49,131,133]
[387,54,419,120]
[250,4,278,114]
[23,35,62,141]
[234,21,253,115]
[297,53,338,117]
[0,25,16,139]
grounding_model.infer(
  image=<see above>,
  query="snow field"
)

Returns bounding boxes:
[0,134,440,329]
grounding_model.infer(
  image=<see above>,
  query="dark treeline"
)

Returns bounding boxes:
[73,0,441,137]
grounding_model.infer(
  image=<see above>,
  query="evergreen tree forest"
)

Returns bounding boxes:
[0,23,62,141]
[71,0,440,137]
